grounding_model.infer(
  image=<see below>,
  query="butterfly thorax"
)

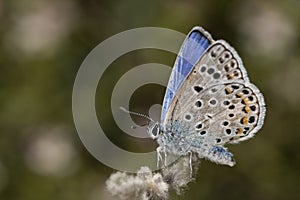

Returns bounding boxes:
[156,120,202,156]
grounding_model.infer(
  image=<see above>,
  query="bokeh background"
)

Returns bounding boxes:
[1,0,300,199]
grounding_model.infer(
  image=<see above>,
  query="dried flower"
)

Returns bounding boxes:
[106,155,201,199]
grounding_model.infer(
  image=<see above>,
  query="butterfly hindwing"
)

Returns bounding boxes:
[166,81,265,145]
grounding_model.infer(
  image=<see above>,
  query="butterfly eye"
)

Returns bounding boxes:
[150,124,160,138]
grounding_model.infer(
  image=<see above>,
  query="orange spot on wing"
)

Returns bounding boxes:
[227,74,234,79]
[237,128,243,135]
[242,117,248,125]
[245,106,251,113]
[225,88,232,94]
[242,98,249,105]
[236,92,243,98]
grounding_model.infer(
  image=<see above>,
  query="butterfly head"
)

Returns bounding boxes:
[147,122,161,140]
[119,107,161,139]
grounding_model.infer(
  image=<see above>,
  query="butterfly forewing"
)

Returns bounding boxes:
[161,27,213,123]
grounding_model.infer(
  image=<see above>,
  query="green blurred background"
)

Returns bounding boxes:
[1,0,300,199]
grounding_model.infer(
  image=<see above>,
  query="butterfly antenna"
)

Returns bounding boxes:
[119,106,155,123]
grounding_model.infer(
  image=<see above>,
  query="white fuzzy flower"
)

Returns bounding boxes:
[106,155,201,199]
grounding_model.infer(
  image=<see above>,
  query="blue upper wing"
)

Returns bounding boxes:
[161,27,213,123]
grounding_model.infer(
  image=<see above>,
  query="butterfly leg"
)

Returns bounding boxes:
[163,147,167,166]
[189,151,193,178]
[156,146,163,168]
[206,146,236,167]
[156,146,168,168]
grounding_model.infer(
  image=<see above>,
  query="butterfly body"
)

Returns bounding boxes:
[147,26,265,167]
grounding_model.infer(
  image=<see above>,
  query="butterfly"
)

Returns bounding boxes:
[146,26,266,167]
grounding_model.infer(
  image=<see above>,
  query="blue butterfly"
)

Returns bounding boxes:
[146,26,266,167]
